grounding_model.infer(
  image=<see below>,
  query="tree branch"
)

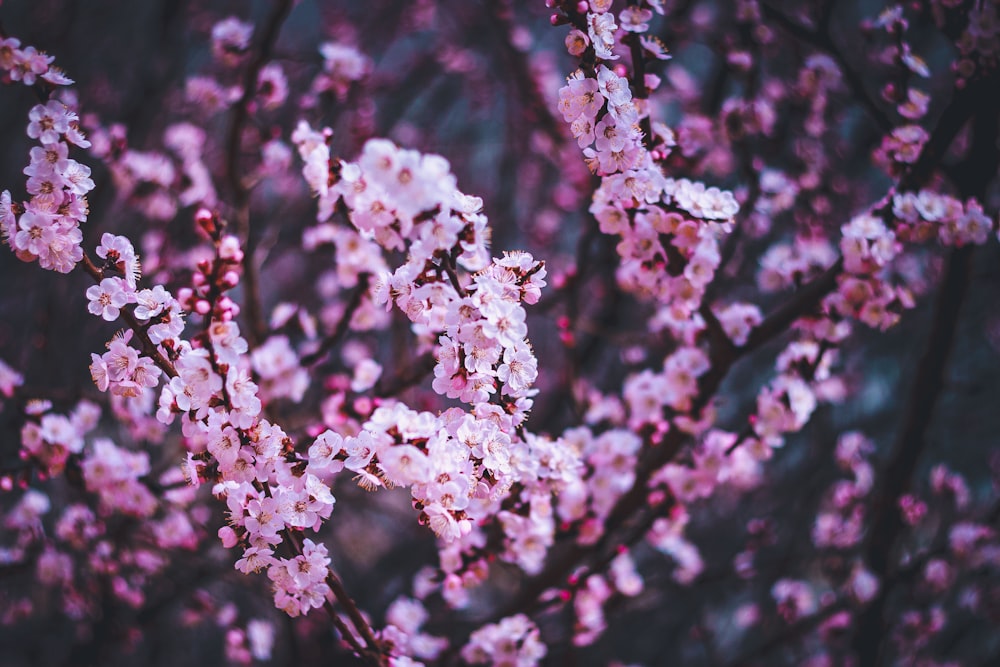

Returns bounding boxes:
[225,0,294,347]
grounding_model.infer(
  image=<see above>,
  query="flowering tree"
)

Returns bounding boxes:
[1,0,1000,665]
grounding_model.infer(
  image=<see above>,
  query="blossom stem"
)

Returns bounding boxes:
[281,526,386,665]
[78,253,178,378]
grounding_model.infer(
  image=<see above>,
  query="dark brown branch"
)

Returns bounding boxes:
[441,252,467,298]
[742,259,842,354]
[487,0,564,146]
[79,254,178,378]
[282,522,387,666]
[225,0,294,346]
[860,249,975,667]
[728,600,850,667]
[853,74,1000,667]
[625,0,654,149]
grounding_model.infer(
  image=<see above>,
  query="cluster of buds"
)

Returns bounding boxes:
[177,208,243,321]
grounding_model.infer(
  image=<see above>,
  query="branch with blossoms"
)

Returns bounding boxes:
[476,0,1000,657]
[2,2,1000,666]
[1,30,390,666]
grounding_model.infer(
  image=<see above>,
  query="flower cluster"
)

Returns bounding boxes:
[379,596,447,664]
[313,42,371,101]
[19,400,95,476]
[293,132,586,607]
[749,340,836,454]
[51,194,340,620]
[812,432,874,551]
[461,614,546,667]
[0,36,72,87]
[554,7,739,350]
[80,437,157,518]
[5,390,203,622]
[569,551,644,646]
[211,17,254,65]
[2,97,92,273]
[892,190,995,247]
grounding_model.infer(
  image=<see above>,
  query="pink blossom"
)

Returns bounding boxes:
[85,277,132,320]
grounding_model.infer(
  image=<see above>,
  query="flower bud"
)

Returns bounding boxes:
[195,207,217,237]
[221,270,240,289]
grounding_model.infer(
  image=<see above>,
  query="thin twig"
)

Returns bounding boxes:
[79,254,177,378]
[225,0,294,346]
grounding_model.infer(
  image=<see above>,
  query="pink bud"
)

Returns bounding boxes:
[880,82,898,103]
[219,235,243,262]
[218,525,238,548]
[195,207,216,237]
[195,300,211,315]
